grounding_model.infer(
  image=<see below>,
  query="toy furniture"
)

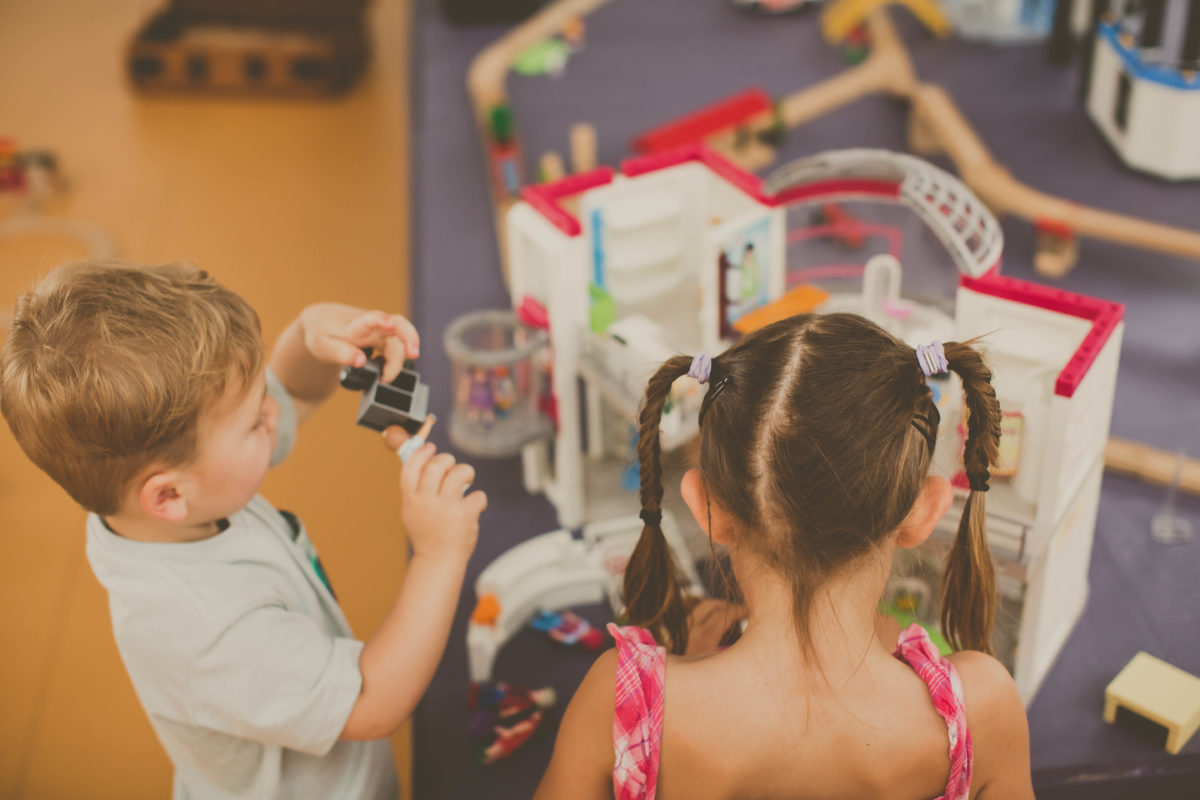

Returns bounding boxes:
[443,309,553,457]
[1084,1,1200,181]
[505,145,1003,530]
[466,512,700,683]
[890,273,1123,702]
[339,354,430,435]
[631,8,1200,277]
[126,0,370,97]
[938,0,1058,42]
[496,143,1124,703]
[1104,652,1200,754]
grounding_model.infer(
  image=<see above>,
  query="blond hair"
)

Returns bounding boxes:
[0,260,263,515]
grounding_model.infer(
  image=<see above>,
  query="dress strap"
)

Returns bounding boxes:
[894,624,973,800]
[609,624,666,800]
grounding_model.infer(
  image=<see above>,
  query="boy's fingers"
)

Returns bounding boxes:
[400,442,436,493]
[381,426,410,452]
[464,489,488,516]
[345,310,395,342]
[388,314,421,359]
[419,452,457,495]
[443,463,476,498]
[380,335,408,384]
[317,333,368,367]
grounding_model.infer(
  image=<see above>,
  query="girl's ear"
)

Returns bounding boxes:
[681,468,736,546]
[139,471,190,522]
[895,475,953,549]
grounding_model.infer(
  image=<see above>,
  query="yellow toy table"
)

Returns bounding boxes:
[1104,652,1200,754]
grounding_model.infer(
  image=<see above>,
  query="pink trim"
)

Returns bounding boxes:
[1034,217,1075,239]
[786,265,867,285]
[621,145,771,204]
[516,295,550,330]
[623,146,901,209]
[631,89,773,154]
[621,144,708,178]
[695,148,773,204]
[787,221,904,255]
[960,274,1124,399]
[520,167,616,237]
[773,179,901,206]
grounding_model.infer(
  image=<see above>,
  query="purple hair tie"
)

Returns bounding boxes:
[688,353,712,384]
[916,341,949,377]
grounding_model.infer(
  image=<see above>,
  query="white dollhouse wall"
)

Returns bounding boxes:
[507,159,777,528]
[920,281,1124,702]
[581,164,706,318]
[700,206,787,354]
[1085,10,1200,180]
[954,285,1123,528]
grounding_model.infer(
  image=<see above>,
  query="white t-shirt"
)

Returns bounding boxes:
[86,371,398,799]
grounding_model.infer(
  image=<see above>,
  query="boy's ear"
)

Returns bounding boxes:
[895,475,953,549]
[681,468,735,546]
[139,471,190,522]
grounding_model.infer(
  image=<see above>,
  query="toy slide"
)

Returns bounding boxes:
[466,512,702,683]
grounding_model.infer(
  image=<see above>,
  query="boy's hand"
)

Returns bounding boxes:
[299,303,420,384]
[389,430,486,563]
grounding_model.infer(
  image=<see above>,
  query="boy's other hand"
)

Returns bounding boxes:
[393,434,486,563]
[299,303,420,383]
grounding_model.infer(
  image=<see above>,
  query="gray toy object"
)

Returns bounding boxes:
[339,352,430,435]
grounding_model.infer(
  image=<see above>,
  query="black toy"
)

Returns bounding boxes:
[339,351,430,435]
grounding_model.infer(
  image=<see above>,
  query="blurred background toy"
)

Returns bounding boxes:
[126,0,370,97]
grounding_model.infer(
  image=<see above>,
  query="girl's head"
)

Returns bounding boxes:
[624,312,1001,656]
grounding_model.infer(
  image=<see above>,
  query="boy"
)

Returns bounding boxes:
[0,260,486,799]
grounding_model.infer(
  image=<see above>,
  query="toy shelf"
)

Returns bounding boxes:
[606,238,683,273]
[577,351,699,453]
[604,191,683,231]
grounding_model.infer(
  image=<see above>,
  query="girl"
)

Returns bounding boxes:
[535,313,1033,799]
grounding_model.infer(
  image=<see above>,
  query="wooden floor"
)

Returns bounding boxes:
[0,1,413,797]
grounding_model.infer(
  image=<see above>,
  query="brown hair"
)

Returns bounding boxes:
[623,313,1001,655]
[0,260,263,515]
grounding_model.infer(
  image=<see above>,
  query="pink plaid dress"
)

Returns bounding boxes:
[608,622,973,800]
[894,623,973,800]
[609,624,666,800]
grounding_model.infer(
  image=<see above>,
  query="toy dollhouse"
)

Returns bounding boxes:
[456,144,1122,703]
[1084,0,1200,180]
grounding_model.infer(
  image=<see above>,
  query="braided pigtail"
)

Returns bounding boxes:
[939,340,1002,654]
[622,355,694,654]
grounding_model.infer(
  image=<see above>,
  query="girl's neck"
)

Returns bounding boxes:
[730,542,895,684]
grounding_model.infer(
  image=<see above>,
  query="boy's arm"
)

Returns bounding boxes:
[339,437,487,740]
[269,304,419,425]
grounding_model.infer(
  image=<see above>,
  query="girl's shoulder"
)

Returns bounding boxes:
[946,649,1035,799]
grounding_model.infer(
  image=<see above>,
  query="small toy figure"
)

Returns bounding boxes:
[738,242,760,303]
[463,366,496,428]
[492,365,517,418]
[467,681,557,764]
[561,16,586,51]
[530,609,606,650]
